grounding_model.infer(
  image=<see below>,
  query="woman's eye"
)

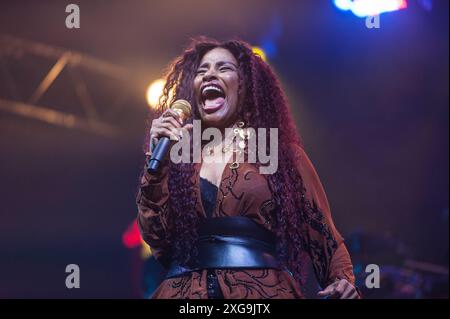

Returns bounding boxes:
[196,69,206,75]
[220,67,232,72]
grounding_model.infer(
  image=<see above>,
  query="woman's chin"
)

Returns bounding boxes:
[200,109,230,127]
[201,115,226,128]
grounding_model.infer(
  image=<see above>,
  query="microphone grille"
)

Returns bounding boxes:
[171,99,192,120]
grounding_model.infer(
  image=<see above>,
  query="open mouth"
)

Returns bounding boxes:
[200,83,226,113]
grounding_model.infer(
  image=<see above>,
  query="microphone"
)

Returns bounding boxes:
[147,99,192,175]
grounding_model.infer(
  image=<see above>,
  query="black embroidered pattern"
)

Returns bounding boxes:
[243,170,254,180]
[169,276,190,299]
[221,269,295,299]
[226,169,245,200]
[169,271,203,299]
[300,196,338,287]
[259,199,277,227]
[217,168,244,217]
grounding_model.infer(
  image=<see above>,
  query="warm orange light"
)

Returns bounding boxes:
[146,78,166,109]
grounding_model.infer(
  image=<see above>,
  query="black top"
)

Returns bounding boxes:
[199,177,218,218]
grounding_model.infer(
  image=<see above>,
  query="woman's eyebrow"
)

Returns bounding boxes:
[198,61,237,69]
[198,62,210,69]
[217,61,237,68]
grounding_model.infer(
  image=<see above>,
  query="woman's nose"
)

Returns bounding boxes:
[203,69,218,81]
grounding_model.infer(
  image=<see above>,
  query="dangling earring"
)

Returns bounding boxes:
[228,120,252,170]
[235,120,252,141]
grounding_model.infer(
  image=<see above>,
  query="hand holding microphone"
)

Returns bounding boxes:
[147,99,193,174]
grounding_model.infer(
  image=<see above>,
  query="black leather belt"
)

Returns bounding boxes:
[166,217,280,278]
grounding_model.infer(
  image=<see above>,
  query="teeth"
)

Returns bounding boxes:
[202,85,223,95]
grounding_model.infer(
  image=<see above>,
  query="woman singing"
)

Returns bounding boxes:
[136,38,359,299]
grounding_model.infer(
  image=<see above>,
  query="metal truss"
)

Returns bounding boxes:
[0,35,135,137]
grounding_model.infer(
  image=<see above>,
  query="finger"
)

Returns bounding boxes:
[318,284,336,296]
[349,291,360,299]
[318,290,338,299]
[334,280,348,297]
[182,123,194,130]
[163,109,183,125]
[340,285,356,299]
[149,129,158,142]
[152,127,179,141]
[317,281,338,296]
[150,135,158,148]
[156,122,182,137]
[341,288,359,299]
[317,290,330,296]
[161,115,181,128]
[157,121,180,131]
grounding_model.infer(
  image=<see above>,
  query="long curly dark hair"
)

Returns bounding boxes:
[147,37,310,284]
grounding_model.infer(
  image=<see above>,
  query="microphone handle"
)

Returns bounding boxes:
[147,137,171,174]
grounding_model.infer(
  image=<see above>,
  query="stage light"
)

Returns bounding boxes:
[146,78,166,109]
[333,0,408,17]
[122,219,152,259]
[334,0,353,11]
[352,0,407,17]
[252,46,267,62]
[122,220,142,249]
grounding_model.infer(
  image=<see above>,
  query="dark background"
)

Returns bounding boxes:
[0,0,448,298]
